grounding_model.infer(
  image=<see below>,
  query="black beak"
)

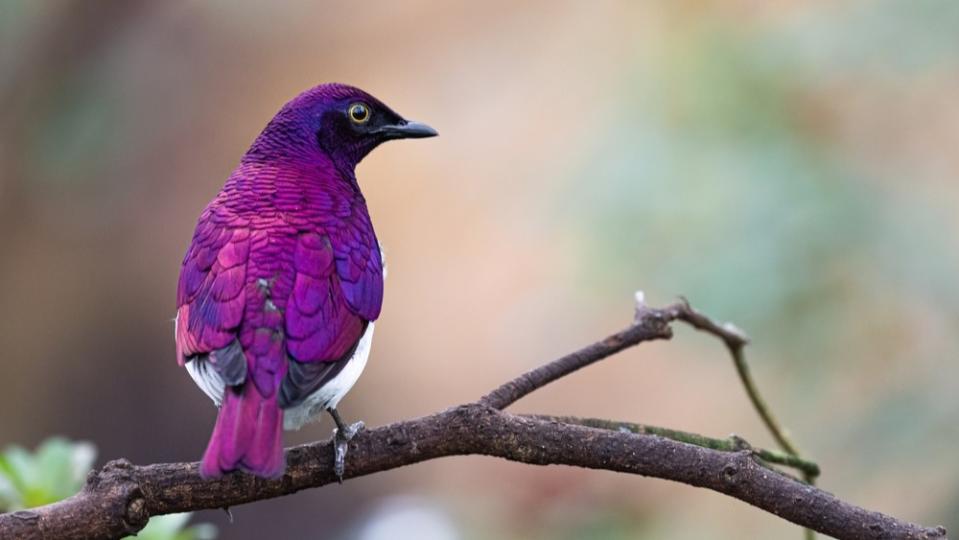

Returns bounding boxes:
[375,120,438,139]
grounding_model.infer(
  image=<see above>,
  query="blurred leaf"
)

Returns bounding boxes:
[126,513,217,540]
[34,438,96,507]
[0,438,216,539]
[0,455,22,511]
[0,438,95,510]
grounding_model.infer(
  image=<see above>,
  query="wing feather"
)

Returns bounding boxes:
[279,223,382,409]
[175,212,250,370]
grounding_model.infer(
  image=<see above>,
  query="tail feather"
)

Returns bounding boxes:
[201,383,284,478]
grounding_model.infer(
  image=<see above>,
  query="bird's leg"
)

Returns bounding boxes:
[329,408,364,482]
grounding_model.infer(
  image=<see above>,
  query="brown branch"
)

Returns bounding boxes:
[0,300,946,540]
[525,415,820,480]
[482,293,801,459]
[479,294,676,410]
[671,297,805,456]
[660,295,819,539]
[0,408,944,540]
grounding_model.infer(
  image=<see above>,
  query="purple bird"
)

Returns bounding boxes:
[174,83,436,479]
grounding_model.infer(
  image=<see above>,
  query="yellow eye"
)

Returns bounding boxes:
[348,102,370,124]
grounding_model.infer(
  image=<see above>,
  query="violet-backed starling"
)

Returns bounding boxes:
[175,83,436,479]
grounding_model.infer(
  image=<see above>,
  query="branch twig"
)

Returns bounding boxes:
[479,294,809,465]
[669,296,804,457]
[527,415,820,480]
[663,295,818,539]
[0,298,945,540]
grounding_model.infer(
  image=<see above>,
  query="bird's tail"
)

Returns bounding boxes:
[200,382,284,479]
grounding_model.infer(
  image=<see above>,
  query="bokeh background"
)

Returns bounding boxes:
[2,1,958,538]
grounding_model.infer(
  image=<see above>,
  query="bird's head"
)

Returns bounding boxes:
[245,83,437,173]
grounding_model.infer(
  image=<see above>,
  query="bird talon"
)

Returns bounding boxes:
[332,421,365,482]
[339,420,365,441]
[333,438,347,482]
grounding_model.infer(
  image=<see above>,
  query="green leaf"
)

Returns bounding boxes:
[0,463,21,512]
[128,513,218,540]
[0,439,216,538]
[0,438,96,510]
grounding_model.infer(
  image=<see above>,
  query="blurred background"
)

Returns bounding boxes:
[1,1,957,538]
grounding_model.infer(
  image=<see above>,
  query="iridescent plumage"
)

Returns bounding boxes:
[174,83,435,478]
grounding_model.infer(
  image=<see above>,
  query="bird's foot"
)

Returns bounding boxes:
[332,420,364,482]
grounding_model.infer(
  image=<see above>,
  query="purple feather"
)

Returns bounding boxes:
[176,83,434,478]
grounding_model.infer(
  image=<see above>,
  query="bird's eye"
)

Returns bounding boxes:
[348,102,371,124]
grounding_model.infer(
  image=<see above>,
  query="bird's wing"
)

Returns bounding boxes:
[332,215,384,321]
[279,222,383,408]
[175,207,250,388]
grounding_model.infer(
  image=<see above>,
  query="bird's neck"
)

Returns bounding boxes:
[220,158,365,216]
[243,108,325,164]
[243,144,361,195]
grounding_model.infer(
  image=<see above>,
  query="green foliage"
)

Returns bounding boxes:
[133,513,217,540]
[564,4,959,358]
[0,438,216,540]
[0,437,94,510]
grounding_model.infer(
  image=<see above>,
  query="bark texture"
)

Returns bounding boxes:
[0,300,946,540]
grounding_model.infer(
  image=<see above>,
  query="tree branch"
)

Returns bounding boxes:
[479,294,675,410]
[525,415,820,480]
[0,299,946,540]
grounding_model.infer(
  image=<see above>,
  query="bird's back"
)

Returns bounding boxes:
[176,160,383,476]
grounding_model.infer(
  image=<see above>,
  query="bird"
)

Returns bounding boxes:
[174,83,437,480]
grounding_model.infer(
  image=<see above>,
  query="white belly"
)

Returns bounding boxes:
[184,322,375,431]
[282,322,374,430]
